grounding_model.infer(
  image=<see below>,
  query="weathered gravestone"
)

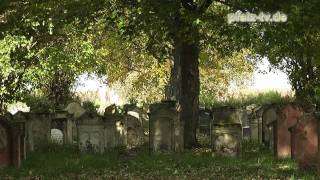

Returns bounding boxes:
[20,109,75,151]
[211,107,243,157]
[104,105,124,148]
[149,101,184,153]
[198,107,212,135]
[64,102,86,119]
[65,102,86,142]
[289,112,318,168]
[124,105,147,148]
[77,111,117,153]
[0,114,26,168]
[248,105,264,142]
[50,110,74,145]
[262,105,278,150]
[267,103,304,158]
[25,112,51,152]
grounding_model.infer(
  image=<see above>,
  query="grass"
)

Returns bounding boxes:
[0,143,318,179]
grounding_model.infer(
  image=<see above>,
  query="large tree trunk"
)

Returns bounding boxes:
[167,28,200,149]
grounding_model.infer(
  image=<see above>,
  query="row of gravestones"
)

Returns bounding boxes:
[0,102,149,168]
[1,101,318,169]
[199,102,319,168]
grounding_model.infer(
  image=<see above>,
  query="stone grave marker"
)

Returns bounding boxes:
[77,111,117,153]
[289,112,318,168]
[267,103,304,158]
[0,114,26,168]
[211,107,243,157]
[198,107,212,135]
[149,101,184,153]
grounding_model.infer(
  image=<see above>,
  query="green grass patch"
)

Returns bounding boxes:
[0,144,317,179]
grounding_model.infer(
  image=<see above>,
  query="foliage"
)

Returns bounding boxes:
[23,95,55,113]
[208,91,294,108]
[82,101,99,113]
[0,34,36,113]
[251,0,320,104]
[200,49,254,105]
[0,145,316,179]
[29,23,100,106]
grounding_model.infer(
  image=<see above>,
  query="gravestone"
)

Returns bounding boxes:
[0,114,26,168]
[21,110,74,151]
[0,117,11,168]
[289,112,318,168]
[65,102,85,142]
[51,129,64,144]
[211,107,243,157]
[64,102,86,119]
[123,105,147,148]
[248,105,264,142]
[104,104,126,147]
[25,113,51,151]
[262,105,278,148]
[267,103,304,158]
[124,113,145,148]
[149,101,184,153]
[198,107,212,135]
[51,110,74,144]
[77,111,117,153]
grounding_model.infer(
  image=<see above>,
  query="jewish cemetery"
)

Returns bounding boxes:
[0,1,320,179]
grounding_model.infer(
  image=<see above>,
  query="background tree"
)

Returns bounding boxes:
[0,34,36,114]
[251,0,320,105]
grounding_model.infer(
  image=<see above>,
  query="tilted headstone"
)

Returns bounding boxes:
[211,107,243,157]
[149,101,184,153]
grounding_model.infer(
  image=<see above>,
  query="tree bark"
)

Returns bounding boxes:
[167,26,200,149]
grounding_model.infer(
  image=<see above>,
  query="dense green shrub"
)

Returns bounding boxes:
[82,101,99,112]
[24,95,55,113]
